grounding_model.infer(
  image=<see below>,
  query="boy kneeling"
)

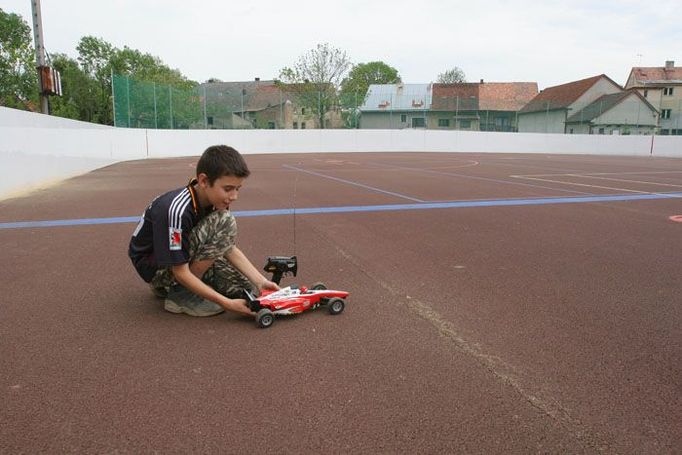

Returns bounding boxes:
[128,145,279,317]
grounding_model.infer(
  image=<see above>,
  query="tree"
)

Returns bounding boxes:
[75,36,196,126]
[75,36,117,124]
[0,8,38,109]
[50,53,98,121]
[340,61,401,107]
[339,61,401,127]
[437,67,466,83]
[278,43,352,128]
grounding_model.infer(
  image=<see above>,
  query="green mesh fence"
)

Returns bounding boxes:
[112,74,363,129]
[112,75,202,129]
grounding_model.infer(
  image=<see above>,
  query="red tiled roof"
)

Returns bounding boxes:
[519,75,619,113]
[628,65,682,85]
[432,82,539,112]
[432,83,479,110]
[479,83,538,111]
[247,84,285,111]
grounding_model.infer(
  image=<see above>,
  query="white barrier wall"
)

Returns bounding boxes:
[1,106,681,199]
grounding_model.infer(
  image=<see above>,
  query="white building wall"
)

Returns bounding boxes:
[518,110,566,133]
[2,106,681,200]
[570,78,622,113]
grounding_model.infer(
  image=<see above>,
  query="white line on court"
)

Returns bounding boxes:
[283,164,425,202]
[564,174,682,188]
[510,175,670,194]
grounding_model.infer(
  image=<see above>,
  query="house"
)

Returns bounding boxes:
[564,90,658,135]
[359,84,432,129]
[518,75,623,133]
[359,81,537,131]
[430,82,538,131]
[625,60,682,135]
[198,79,341,129]
[430,83,479,130]
[277,82,343,129]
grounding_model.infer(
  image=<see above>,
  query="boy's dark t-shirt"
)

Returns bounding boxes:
[128,179,211,282]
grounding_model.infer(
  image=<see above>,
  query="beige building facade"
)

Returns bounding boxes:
[625,61,682,135]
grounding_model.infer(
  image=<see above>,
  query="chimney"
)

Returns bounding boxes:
[480,79,484,84]
[255,77,260,81]
[665,61,674,69]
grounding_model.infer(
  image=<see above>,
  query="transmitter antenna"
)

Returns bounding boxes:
[292,164,300,255]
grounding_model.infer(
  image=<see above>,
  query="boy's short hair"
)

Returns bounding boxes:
[197,145,250,184]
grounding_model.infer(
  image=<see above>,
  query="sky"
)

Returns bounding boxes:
[4,0,681,90]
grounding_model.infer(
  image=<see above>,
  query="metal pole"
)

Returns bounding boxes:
[203,85,208,129]
[390,93,393,128]
[169,86,174,129]
[455,96,459,130]
[279,89,283,128]
[153,82,158,129]
[30,0,49,114]
[111,69,117,127]
[126,76,131,127]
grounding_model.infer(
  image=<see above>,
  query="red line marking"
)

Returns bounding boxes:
[669,215,682,223]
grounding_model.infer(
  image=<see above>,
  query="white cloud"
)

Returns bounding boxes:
[3,0,680,89]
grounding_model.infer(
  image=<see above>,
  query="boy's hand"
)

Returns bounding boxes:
[259,279,280,292]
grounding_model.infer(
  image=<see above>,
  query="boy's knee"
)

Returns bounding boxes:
[189,210,236,261]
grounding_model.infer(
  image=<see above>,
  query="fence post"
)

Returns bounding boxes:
[169,86,174,129]
[153,82,158,129]
[126,75,131,128]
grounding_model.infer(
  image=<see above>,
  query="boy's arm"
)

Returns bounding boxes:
[171,263,253,316]
[226,247,279,292]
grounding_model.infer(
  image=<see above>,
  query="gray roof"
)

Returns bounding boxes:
[360,84,432,112]
[566,91,656,123]
[199,80,278,112]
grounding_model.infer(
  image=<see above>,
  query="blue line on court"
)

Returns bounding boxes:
[2,192,681,230]
[283,164,425,202]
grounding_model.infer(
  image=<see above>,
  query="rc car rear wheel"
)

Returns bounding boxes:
[311,282,327,290]
[256,309,275,328]
[327,298,345,315]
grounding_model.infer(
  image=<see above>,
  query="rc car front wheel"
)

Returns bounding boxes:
[256,309,275,328]
[327,298,345,315]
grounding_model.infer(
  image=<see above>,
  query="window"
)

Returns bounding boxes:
[301,107,306,115]
[293,122,298,129]
[268,121,275,129]
[661,109,672,119]
[301,122,306,129]
[569,128,574,134]
[663,87,674,96]
[411,117,425,128]
[599,128,605,135]
[400,114,407,123]
[460,120,471,129]
[438,119,450,127]
[207,116,214,126]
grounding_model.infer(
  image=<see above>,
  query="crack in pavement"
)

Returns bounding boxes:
[330,242,609,453]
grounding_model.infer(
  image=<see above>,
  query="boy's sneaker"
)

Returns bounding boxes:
[164,285,224,317]
[150,284,168,299]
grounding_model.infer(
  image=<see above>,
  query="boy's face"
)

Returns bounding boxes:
[197,174,245,210]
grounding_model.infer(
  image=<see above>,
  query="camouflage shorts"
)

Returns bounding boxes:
[150,210,255,297]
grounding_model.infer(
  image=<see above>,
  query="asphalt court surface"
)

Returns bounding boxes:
[1,152,681,453]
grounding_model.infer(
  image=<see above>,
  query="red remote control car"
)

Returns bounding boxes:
[246,256,350,328]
